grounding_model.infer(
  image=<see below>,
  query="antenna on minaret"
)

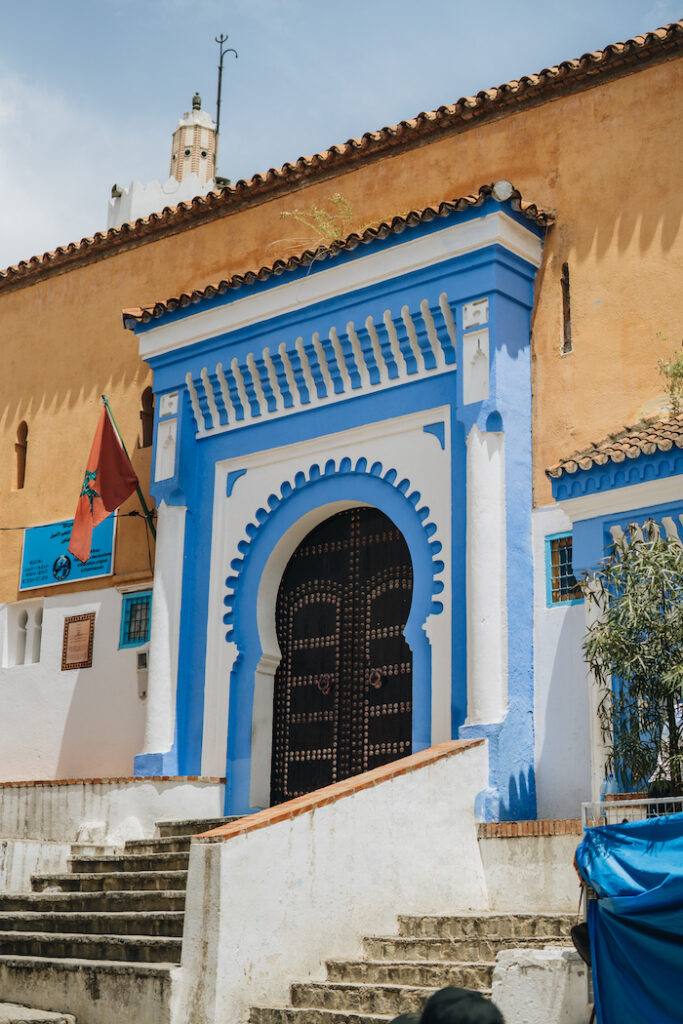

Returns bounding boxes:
[215,32,238,177]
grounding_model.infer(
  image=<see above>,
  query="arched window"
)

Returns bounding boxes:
[5,602,44,667]
[140,387,154,448]
[14,421,28,489]
[30,606,43,664]
[15,610,28,667]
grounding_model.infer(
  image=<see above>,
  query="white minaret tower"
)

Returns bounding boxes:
[107,94,219,230]
[170,93,217,185]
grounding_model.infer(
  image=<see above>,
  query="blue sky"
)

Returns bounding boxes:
[0,0,679,269]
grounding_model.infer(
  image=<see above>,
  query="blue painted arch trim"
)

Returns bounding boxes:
[222,457,445,814]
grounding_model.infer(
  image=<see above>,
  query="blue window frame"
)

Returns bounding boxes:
[119,590,152,648]
[545,533,583,607]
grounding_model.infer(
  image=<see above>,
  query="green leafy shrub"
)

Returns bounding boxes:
[583,522,683,794]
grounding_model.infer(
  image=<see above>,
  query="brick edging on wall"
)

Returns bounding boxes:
[604,792,647,802]
[196,739,485,842]
[0,775,227,789]
[477,819,583,839]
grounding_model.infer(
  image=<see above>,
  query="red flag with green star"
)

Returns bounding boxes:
[68,407,138,563]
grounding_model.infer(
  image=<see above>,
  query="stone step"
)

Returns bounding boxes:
[290,983,434,1015]
[155,815,242,838]
[325,959,492,990]
[0,912,184,938]
[397,913,574,940]
[251,1010,394,1024]
[31,872,187,894]
[0,931,182,964]
[123,837,192,855]
[0,1004,75,1024]
[69,843,118,858]
[362,934,570,963]
[68,852,190,875]
[0,956,179,1024]
[0,891,185,914]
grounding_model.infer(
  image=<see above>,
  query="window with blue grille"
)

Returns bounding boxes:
[545,534,583,607]
[119,591,152,648]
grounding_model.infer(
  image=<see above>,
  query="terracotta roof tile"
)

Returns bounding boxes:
[546,412,683,478]
[121,183,553,328]
[1,20,681,290]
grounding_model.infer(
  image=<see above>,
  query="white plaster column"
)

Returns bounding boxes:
[465,425,508,725]
[584,589,609,802]
[139,500,186,757]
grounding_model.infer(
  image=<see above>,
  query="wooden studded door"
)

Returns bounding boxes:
[270,506,413,805]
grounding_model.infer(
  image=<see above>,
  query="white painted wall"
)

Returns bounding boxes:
[0,587,147,783]
[107,174,216,230]
[0,778,225,843]
[179,742,489,1024]
[533,505,591,819]
[479,835,582,913]
[201,407,453,781]
[583,591,610,803]
[0,839,71,892]
[465,425,507,726]
[492,948,591,1024]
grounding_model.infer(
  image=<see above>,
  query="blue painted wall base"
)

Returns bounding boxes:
[134,750,179,777]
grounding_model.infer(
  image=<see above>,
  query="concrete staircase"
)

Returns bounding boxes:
[0,1007,75,1024]
[0,806,575,1024]
[0,815,238,1024]
[249,912,574,1024]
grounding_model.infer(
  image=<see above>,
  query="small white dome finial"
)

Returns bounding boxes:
[491,180,514,202]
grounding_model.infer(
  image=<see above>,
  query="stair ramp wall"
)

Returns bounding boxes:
[178,739,488,1024]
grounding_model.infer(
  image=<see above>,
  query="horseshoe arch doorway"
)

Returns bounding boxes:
[270,505,414,805]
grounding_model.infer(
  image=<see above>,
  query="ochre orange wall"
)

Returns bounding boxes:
[1,57,681,603]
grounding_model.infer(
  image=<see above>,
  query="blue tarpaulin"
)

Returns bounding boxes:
[575,812,683,1024]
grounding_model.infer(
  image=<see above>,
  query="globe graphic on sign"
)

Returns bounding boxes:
[52,555,72,581]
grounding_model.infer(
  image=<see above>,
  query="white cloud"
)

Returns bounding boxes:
[0,64,155,270]
[645,1,681,25]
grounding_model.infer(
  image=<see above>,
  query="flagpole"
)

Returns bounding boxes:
[101,395,157,541]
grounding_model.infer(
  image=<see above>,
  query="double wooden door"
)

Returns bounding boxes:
[270,506,413,805]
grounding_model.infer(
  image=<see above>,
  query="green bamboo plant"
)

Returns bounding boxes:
[583,521,683,794]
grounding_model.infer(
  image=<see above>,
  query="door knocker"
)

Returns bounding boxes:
[314,673,332,696]
[367,668,383,690]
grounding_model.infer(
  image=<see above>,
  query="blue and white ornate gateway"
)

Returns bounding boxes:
[124,185,548,819]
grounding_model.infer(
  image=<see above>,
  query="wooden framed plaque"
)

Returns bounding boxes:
[61,612,95,670]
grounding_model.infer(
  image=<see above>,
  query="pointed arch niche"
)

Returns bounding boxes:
[14,421,28,490]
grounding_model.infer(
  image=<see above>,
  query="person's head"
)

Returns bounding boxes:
[420,987,505,1024]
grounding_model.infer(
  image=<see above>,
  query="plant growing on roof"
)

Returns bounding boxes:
[277,193,411,254]
[281,193,353,245]
[583,520,683,795]
[658,339,683,416]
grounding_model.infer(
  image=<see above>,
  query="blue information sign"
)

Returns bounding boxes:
[20,516,116,591]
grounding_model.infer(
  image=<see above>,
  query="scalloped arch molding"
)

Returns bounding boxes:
[224,456,444,636]
[221,456,446,813]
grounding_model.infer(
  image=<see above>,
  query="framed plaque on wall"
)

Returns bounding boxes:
[61,612,95,670]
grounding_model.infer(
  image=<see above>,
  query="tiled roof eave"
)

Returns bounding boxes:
[547,414,683,479]
[121,183,553,330]
[0,20,681,293]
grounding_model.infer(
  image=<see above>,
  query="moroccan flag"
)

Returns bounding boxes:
[68,407,138,563]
